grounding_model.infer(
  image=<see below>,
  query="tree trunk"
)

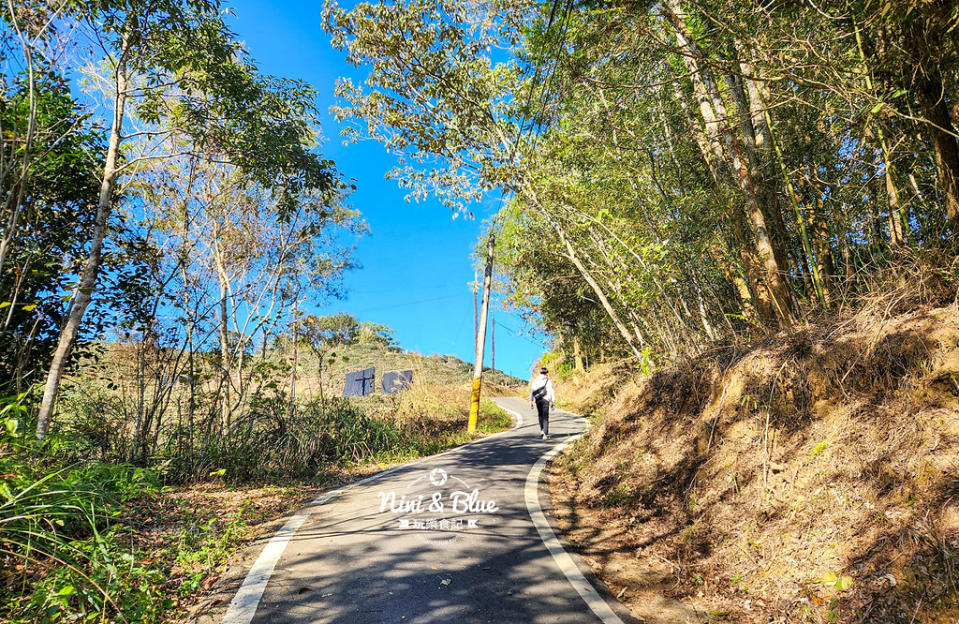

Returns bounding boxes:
[218,281,231,430]
[288,299,297,417]
[671,71,759,321]
[530,193,644,361]
[664,31,728,178]
[36,52,128,441]
[762,105,827,309]
[670,75,723,184]
[885,167,905,246]
[855,26,907,246]
[696,284,717,341]
[841,232,854,281]
[572,334,584,372]
[736,50,771,153]
[179,204,196,465]
[664,0,792,326]
[717,105,793,325]
[132,339,147,463]
[718,251,756,323]
[813,196,836,304]
[317,346,326,406]
[186,296,196,467]
[725,68,792,280]
[730,213,772,321]
[918,79,959,232]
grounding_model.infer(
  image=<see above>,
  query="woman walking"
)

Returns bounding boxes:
[529,367,556,439]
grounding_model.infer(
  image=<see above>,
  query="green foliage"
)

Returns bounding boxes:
[0,68,106,386]
[3,0,356,445]
[168,500,256,597]
[326,0,959,371]
[358,321,397,346]
[1,377,514,621]
[0,0,527,619]
[540,351,572,377]
[0,403,165,621]
[602,483,635,508]
[1,0,363,610]
[372,397,511,462]
[194,395,402,482]
[302,313,360,346]
[323,0,527,213]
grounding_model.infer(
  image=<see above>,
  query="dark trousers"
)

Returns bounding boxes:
[535,399,550,435]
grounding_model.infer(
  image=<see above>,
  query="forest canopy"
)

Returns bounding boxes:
[325,0,959,366]
[1,0,361,440]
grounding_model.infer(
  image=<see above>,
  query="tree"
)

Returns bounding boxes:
[0,71,103,388]
[34,0,342,439]
[358,321,396,346]
[323,0,646,360]
[301,313,360,347]
[325,0,957,368]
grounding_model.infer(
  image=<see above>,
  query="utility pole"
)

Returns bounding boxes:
[290,299,298,416]
[472,269,478,343]
[468,231,495,433]
[491,314,495,373]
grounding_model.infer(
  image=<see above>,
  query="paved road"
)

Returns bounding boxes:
[221,397,636,624]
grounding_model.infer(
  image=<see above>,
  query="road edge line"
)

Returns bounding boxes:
[517,409,626,624]
[219,397,526,624]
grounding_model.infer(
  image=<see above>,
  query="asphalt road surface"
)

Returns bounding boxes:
[220,397,637,624]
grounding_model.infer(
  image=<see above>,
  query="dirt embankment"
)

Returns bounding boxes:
[550,304,959,623]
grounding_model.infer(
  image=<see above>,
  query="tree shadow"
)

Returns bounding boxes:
[553,307,959,622]
[241,400,641,623]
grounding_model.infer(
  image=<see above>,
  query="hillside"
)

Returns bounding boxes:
[62,337,525,476]
[6,0,959,622]
[548,303,959,623]
[1,339,522,623]
[290,342,525,399]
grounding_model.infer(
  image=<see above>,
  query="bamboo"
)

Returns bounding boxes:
[762,107,828,309]
[855,26,906,246]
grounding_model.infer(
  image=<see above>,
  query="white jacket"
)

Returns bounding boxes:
[529,374,555,403]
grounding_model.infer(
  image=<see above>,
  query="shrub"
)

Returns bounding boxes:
[1,394,164,621]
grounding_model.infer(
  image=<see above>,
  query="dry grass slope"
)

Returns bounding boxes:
[551,303,959,624]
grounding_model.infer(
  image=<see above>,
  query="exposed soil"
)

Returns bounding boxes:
[548,467,714,623]
[549,304,959,623]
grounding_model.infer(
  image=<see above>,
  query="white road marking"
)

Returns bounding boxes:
[220,400,526,624]
[522,409,627,624]
[499,402,525,429]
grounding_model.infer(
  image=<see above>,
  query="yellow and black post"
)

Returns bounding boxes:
[468,231,495,433]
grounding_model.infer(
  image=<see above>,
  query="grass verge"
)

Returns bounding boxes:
[1,388,514,623]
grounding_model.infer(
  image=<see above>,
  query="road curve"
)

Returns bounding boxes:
[219,397,636,624]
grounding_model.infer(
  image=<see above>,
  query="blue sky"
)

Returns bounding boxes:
[226,0,547,379]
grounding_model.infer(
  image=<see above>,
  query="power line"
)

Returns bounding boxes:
[495,319,546,347]
[348,294,461,314]
[348,283,460,296]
